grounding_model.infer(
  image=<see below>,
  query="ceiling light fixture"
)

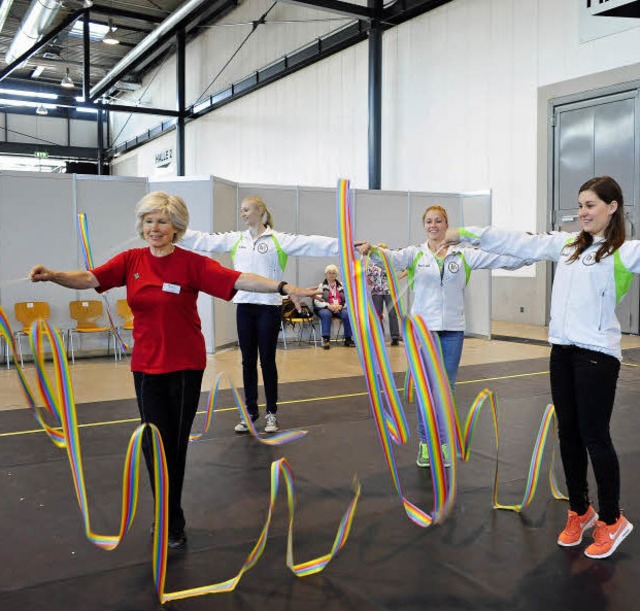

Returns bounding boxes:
[36,104,48,115]
[103,19,119,45]
[61,67,74,88]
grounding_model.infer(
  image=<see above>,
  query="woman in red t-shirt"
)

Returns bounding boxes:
[30,191,317,550]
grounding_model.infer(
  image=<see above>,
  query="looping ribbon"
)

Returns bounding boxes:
[336,178,566,526]
[0,307,360,602]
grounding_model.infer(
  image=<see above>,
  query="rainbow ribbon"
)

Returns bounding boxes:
[76,212,129,355]
[336,178,566,524]
[1,306,360,602]
[189,371,309,446]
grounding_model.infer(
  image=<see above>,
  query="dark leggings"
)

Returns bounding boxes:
[236,303,282,416]
[133,369,204,535]
[549,345,621,524]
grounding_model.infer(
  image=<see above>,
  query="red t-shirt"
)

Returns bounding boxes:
[91,246,240,373]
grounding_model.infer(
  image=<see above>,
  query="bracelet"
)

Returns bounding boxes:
[277,281,288,295]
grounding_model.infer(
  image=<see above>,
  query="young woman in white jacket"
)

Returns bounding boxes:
[180,195,338,434]
[441,176,634,559]
[358,206,529,468]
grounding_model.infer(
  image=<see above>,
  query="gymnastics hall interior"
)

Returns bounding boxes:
[2,320,640,611]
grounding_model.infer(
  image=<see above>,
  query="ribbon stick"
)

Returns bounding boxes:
[76,212,129,355]
[335,178,566,524]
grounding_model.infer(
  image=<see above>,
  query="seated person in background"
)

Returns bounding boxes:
[314,264,355,349]
[365,243,402,346]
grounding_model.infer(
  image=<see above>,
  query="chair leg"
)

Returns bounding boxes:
[70,331,75,364]
[16,334,24,368]
[280,320,288,350]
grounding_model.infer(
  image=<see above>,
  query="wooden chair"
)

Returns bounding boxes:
[68,300,116,363]
[14,301,50,367]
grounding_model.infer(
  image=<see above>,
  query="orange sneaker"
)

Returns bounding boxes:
[584,514,633,559]
[557,506,598,547]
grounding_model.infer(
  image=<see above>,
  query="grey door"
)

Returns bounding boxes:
[553,90,640,333]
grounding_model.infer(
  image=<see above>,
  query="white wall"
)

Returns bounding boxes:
[109,0,640,325]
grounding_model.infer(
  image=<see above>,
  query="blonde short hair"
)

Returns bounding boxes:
[135,191,189,242]
[324,264,339,275]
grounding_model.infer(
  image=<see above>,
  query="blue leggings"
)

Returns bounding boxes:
[417,330,464,442]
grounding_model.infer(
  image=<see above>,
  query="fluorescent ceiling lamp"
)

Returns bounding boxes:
[31,65,46,79]
[0,154,67,172]
[69,19,110,41]
[0,87,58,100]
[0,97,56,110]
[76,107,98,114]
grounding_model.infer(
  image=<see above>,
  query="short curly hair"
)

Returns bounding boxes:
[135,191,189,242]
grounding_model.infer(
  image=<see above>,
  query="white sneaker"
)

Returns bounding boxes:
[234,415,258,433]
[264,413,279,433]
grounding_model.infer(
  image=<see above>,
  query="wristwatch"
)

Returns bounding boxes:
[277,281,288,295]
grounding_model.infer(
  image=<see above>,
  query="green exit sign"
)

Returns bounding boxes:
[34,151,49,158]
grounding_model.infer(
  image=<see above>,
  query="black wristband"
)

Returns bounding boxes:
[277,281,288,296]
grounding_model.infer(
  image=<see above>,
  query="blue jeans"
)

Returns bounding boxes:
[417,330,464,442]
[317,307,352,339]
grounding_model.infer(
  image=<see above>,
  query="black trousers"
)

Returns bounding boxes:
[236,303,282,416]
[133,369,204,535]
[549,344,621,524]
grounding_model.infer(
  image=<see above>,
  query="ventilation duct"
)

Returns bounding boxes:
[90,0,227,100]
[5,0,63,66]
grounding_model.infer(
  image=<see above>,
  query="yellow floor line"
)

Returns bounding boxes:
[0,369,552,439]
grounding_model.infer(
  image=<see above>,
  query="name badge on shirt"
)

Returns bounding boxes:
[162,282,181,294]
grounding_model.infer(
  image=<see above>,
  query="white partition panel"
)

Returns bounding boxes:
[150,177,217,351]
[75,176,148,353]
[0,172,76,332]
[353,189,410,249]
[461,192,492,338]
[212,177,240,348]
[297,186,338,289]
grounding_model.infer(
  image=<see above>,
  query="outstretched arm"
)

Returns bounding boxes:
[30,265,99,289]
[235,273,319,310]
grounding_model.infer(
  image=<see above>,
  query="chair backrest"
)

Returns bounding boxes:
[69,300,104,330]
[14,301,50,331]
[116,299,134,330]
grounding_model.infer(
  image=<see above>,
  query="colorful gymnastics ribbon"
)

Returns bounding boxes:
[76,212,129,355]
[1,306,360,602]
[335,178,566,525]
[189,371,309,446]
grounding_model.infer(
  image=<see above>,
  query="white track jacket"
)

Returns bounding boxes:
[180,228,338,305]
[376,244,528,332]
[459,226,640,360]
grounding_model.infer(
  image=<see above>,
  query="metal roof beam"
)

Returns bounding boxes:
[89,0,236,101]
[0,10,84,84]
[278,0,374,20]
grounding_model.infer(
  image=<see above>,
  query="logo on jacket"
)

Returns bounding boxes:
[448,261,460,274]
[257,242,269,254]
[582,253,596,266]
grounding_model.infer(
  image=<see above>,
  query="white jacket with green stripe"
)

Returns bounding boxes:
[180,227,338,305]
[374,243,528,331]
[459,226,640,360]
